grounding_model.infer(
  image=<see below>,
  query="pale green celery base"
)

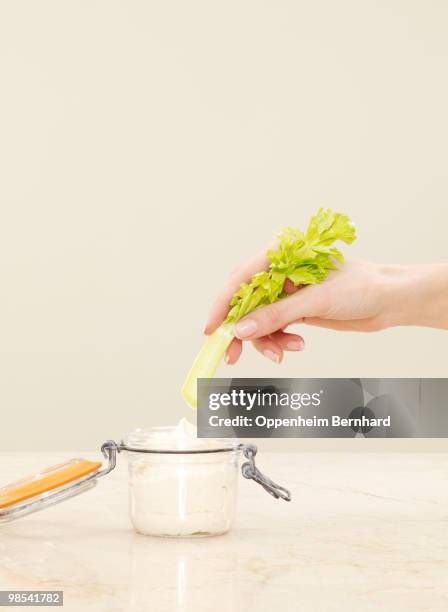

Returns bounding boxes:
[181,324,234,409]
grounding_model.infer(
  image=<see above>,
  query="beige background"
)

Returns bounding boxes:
[1,1,447,452]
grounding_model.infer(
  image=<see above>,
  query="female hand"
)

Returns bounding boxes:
[204,257,448,365]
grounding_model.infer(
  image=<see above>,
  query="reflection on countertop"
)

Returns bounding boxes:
[1,451,448,611]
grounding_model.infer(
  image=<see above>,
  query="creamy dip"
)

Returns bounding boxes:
[125,419,239,537]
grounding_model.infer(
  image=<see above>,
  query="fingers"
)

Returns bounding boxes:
[224,329,305,366]
[252,336,284,363]
[234,285,323,340]
[204,249,271,335]
[269,330,305,351]
[225,330,305,366]
[252,330,306,363]
[283,278,298,295]
[224,337,242,364]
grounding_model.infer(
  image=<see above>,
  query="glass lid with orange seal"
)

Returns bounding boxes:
[0,442,118,523]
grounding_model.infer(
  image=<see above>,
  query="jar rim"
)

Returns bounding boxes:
[122,426,240,454]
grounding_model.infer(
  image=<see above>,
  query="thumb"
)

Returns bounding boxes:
[233,285,324,340]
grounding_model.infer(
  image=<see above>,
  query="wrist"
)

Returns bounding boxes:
[381,263,448,329]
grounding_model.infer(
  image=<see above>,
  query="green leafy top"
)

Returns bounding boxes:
[225,208,356,324]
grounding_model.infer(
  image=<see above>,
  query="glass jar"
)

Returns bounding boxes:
[0,428,290,533]
[124,427,240,537]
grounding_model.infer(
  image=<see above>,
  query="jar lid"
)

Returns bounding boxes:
[122,418,239,454]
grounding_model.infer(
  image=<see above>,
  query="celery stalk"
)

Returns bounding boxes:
[182,208,356,410]
[181,323,234,409]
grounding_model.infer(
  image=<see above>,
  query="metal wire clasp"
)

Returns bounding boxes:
[103,439,292,502]
[240,444,291,501]
[100,440,120,473]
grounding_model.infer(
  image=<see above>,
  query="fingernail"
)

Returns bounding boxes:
[286,339,305,351]
[235,319,258,338]
[224,353,230,364]
[263,349,280,363]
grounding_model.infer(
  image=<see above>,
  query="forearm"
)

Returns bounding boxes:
[383,264,448,329]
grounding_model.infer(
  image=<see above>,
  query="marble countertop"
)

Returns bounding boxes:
[1,451,448,611]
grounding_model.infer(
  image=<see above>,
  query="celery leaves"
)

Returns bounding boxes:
[225,208,356,324]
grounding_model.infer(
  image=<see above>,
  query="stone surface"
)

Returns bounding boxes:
[1,451,447,611]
